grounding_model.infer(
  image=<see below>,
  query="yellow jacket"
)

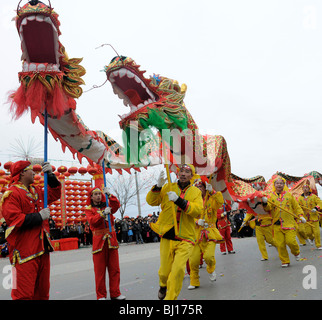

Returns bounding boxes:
[146,182,203,243]
[196,191,224,242]
[263,191,304,230]
[298,193,322,222]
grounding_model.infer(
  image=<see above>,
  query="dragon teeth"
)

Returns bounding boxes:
[118,69,127,78]
[126,70,135,78]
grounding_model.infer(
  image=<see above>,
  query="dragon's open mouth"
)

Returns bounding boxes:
[107,67,159,121]
[19,14,60,71]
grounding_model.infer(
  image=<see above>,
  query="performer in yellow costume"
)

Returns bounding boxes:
[298,180,322,250]
[242,212,276,261]
[188,176,224,289]
[262,177,306,267]
[146,164,203,300]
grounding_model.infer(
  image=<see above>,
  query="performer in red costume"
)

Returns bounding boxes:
[217,202,235,254]
[1,160,61,300]
[85,186,126,300]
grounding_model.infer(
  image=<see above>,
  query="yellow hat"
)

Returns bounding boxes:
[178,164,200,184]
[272,176,288,193]
[303,179,312,192]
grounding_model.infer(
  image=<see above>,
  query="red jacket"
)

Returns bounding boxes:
[1,182,61,265]
[85,195,120,253]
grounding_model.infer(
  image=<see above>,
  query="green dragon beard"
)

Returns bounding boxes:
[122,106,189,165]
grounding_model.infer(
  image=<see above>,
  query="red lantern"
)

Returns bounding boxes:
[87,165,98,176]
[57,166,68,174]
[64,172,71,178]
[32,164,42,173]
[68,167,78,175]
[78,167,87,175]
[4,161,13,172]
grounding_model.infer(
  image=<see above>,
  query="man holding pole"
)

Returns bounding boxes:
[1,160,61,300]
[261,177,306,267]
[85,186,126,300]
[147,164,203,300]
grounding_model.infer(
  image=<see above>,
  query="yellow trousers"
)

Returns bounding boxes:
[158,238,194,300]
[305,221,321,248]
[189,238,216,287]
[296,223,307,245]
[255,225,276,260]
[273,225,300,264]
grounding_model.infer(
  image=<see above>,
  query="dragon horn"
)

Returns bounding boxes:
[16,0,23,16]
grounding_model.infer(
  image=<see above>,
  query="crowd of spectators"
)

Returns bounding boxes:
[1,209,253,257]
[0,208,253,258]
[47,212,161,248]
[114,213,160,244]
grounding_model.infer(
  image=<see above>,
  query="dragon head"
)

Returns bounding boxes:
[16,0,61,72]
[105,56,192,133]
[14,0,85,117]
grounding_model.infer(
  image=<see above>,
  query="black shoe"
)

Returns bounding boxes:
[228,251,235,254]
[158,286,167,300]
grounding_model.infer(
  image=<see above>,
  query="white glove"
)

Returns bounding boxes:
[42,162,52,174]
[205,182,213,192]
[261,197,268,204]
[300,217,307,223]
[311,208,317,212]
[167,191,179,202]
[103,207,111,216]
[40,208,50,220]
[197,219,205,226]
[103,187,110,196]
[157,170,167,188]
[222,211,227,216]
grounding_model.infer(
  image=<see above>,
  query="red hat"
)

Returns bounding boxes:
[10,160,32,185]
[86,186,104,206]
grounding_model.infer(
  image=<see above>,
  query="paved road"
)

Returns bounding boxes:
[0,235,321,300]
